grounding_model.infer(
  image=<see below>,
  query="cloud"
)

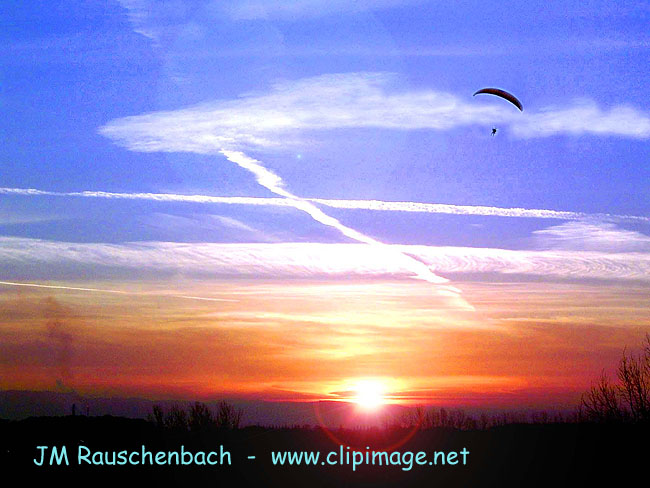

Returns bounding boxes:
[533,221,650,252]
[100,72,650,150]
[221,0,424,21]
[406,245,650,282]
[99,72,506,151]
[2,186,648,224]
[118,0,424,33]
[144,212,277,242]
[0,210,60,225]
[1,237,648,283]
[514,100,650,138]
[116,0,181,42]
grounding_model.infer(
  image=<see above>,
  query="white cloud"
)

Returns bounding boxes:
[533,221,650,252]
[0,237,432,281]
[221,0,424,21]
[1,237,648,283]
[100,73,650,151]
[116,0,190,42]
[0,209,59,225]
[407,245,650,281]
[99,72,509,151]
[118,0,424,31]
[514,100,650,138]
[143,212,278,242]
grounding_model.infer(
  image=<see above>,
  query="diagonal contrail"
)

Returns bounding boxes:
[219,150,455,288]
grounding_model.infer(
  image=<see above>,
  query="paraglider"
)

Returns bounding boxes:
[473,87,523,136]
[473,88,523,112]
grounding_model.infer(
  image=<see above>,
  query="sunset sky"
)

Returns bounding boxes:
[1,1,649,420]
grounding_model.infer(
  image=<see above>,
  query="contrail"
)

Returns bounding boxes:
[311,199,650,223]
[219,150,453,288]
[0,281,238,302]
[1,187,648,223]
[220,151,396,246]
[0,187,293,207]
[0,281,130,294]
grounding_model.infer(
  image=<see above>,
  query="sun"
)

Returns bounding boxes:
[353,379,386,410]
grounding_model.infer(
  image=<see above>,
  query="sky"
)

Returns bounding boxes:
[1,1,649,421]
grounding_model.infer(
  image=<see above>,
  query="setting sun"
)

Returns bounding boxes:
[353,380,387,410]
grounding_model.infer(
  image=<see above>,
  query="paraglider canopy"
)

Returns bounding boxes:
[473,88,523,112]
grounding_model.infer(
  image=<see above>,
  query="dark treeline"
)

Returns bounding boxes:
[387,406,580,431]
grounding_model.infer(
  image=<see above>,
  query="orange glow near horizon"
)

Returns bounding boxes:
[1,279,649,414]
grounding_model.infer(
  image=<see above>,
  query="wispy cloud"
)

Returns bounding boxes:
[533,221,650,252]
[143,212,277,242]
[407,245,650,282]
[2,186,648,224]
[100,72,650,148]
[221,0,424,21]
[514,100,650,138]
[0,208,60,225]
[1,237,648,283]
[118,0,424,32]
[99,72,502,151]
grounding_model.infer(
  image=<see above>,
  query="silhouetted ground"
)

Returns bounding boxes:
[1,415,647,487]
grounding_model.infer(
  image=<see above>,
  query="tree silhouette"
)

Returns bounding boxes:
[149,401,243,431]
[215,400,242,429]
[189,401,214,432]
[151,404,165,428]
[582,334,650,423]
[164,404,189,431]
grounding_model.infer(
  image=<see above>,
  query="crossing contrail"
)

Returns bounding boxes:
[1,187,647,223]
[219,150,453,288]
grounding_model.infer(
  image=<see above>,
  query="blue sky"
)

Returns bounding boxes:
[2,1,649,252]
[0,0,649,281]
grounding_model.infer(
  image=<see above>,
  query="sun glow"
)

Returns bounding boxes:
[353,379,387,410]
